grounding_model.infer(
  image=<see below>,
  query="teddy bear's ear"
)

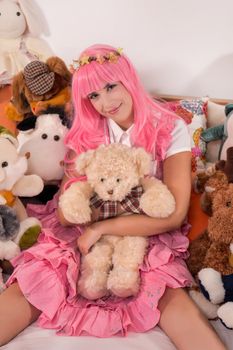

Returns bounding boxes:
[132,147,151,177]
[46,57,72,84]
[75,150,96,175]
[12,72,30,114]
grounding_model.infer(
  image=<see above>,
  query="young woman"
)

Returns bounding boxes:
[0,44,226,350]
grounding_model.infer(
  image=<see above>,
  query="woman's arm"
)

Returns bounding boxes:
[78,151,192,254]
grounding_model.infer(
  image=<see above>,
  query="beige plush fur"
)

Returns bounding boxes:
[59,144,175,300]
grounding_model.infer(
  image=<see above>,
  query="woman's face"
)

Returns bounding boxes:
[87,82,134,130]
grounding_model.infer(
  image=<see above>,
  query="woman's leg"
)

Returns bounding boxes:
[0,282,41,346]
[158,287,226,350]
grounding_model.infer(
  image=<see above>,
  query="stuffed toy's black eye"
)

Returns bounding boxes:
[116,178,121,183]
[1,161,8,168]
[41,133,48,139]
[100,178,105,182]
[54,135,60,141]
[226,201,231,207]
[16,12,21,16]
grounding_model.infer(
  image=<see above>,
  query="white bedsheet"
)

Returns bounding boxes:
[1,321,232,350]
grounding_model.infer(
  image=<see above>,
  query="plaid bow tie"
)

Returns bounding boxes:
[90,185,144,220]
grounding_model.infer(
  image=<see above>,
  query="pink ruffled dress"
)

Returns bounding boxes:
[7,114,194,337]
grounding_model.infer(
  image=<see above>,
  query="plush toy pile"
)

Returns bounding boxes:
[187,147,233,328]
[6,57,72,122]
[0,0,53,86]
[0,126,44,291]
[59,143,176,300]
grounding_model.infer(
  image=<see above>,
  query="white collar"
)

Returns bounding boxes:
[108,119,134,144]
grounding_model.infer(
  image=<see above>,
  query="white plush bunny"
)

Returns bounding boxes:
[0,0,53,85]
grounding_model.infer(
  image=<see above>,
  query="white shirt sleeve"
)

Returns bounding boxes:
[165,119,191,159]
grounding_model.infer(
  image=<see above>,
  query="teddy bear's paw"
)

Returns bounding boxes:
[139,187,175,218]
[217,302,233,329]
[189,289,219,319]
[0,240,20,261]
[198,268,225,304]
[59,191,91,224]
[107,268,140,298]
[78,271,109,300]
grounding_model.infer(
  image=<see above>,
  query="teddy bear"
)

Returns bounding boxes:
[6,56,72,123]
[0,126,44,290]
[15,106,70,203]
[59,143,176,300]
[187,166,233,328]
[0,0,53,86]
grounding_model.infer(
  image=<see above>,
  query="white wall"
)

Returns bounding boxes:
[38,0,233,99]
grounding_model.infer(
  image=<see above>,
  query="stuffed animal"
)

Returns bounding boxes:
[188,167,233,328]
[59,143,176,300]
[201,103,233,162]
[16,107,70,203]
[0,0,53,86]
[0,126,44,288]
[6,57,72,122]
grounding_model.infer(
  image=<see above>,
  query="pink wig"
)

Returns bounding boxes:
[65,44,178,158]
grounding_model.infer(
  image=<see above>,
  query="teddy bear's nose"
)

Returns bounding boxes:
[107,190,114,195]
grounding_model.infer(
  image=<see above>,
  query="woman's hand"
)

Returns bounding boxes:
[77,223,102,255]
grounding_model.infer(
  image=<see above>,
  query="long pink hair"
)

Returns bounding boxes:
[65,44,178,159]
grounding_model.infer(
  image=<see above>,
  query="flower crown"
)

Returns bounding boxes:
[70,48,123,73]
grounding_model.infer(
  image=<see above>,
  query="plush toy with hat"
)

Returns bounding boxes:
[59,143,176,300]
[187,150,233,328]
[6,56,72,122]
[0,0,53,86]
[0,126,44,290]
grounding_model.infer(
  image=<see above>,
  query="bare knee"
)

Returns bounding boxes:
[0,282,41,346]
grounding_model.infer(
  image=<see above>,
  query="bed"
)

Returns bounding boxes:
[1,87,233,349]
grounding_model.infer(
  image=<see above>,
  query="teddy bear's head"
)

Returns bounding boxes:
[11,56,72,116]
[208,184,233,245]
[75,144,151,202]
[195,170,229,216]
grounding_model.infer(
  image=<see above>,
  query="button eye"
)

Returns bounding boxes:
[1,161,8,168]
[116,178,120,183]
[101,178,105,182]
[16,11,21,16]
[41,133,48,139]
[54,135,60,141]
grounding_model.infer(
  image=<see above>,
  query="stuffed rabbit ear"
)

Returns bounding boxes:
[18,0,49,36]
[46,57,72,84]
[132,147,152,177]
[75,150,96,175]
[12,72,30,115]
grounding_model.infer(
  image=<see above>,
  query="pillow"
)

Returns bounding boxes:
[205,101,226,163]
[167,99,208,172]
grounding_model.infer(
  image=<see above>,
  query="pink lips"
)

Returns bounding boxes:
[107,104,121,115]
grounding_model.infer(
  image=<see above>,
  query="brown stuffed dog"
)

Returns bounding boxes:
[6,56,72,122]
[187,151,233,328]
